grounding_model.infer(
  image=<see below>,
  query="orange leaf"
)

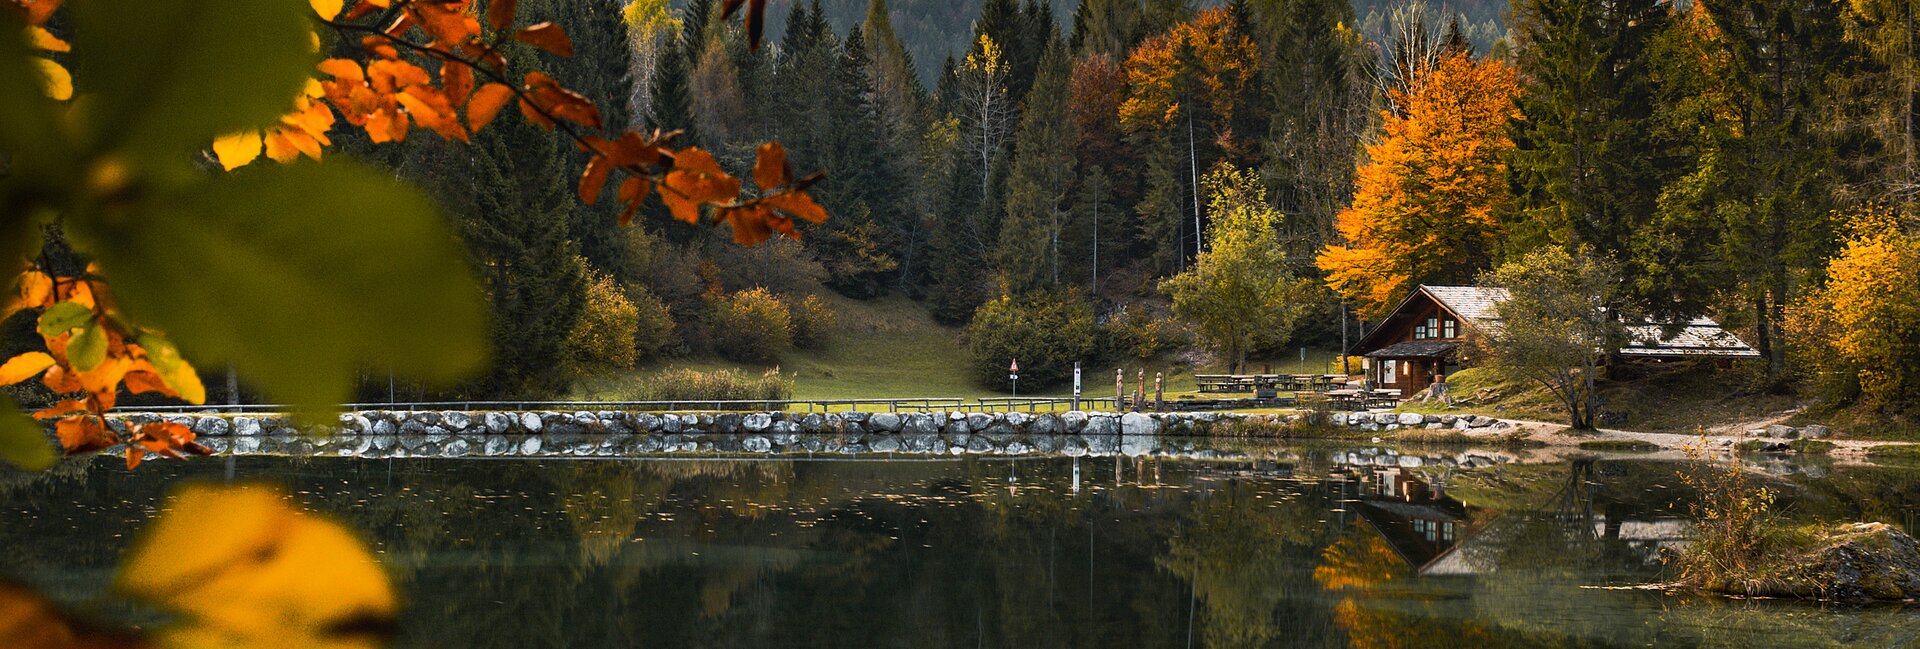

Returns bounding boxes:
[487,0,519,31]
[719,206,776,245]
[26,25,68,52]
[579,155,612,205]
[31,399,87,420]
[659,148,740,224]
[752,142,790,191]
[412,2,482,46]
[309,0,342,20]
[318,58,366,84]
[15,0,62,26]
[54,417,114,454]
[41,365,80,393]
[0,352,54,385]
[514,22,574,57]
[467,83,515,132]
[442,60,474,103]
[517,98,555,129]
[763,190,829,224]
[616,176,652,225]
[523,71,600,128]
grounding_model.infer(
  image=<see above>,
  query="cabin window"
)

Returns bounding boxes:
[1414,324,1426,339]
[1442,522,1456,542]
[1442,318,1457,338]
[1426,317,1438,339]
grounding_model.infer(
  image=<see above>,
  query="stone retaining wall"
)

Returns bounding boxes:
[113,408,1517,439]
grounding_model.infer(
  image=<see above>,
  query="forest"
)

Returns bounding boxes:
[244,0,1920,421]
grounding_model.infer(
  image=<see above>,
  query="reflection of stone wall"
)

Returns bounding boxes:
[96,409,1526,465]
[153,431,1521,471]
[112,409,1518,440]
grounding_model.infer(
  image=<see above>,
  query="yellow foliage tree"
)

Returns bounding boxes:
[1786,207,1920,412]
[1316,52,1521,317]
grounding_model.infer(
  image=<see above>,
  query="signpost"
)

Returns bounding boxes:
[1009,359,1020,397]
[1071,362,1082,410]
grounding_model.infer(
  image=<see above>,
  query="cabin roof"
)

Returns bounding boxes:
[1351,285,1759,359]
[1363,340,1459,359]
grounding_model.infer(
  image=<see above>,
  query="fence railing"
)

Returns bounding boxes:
[121,396,1138,415]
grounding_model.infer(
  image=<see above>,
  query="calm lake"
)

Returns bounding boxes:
[4,438,1919,648]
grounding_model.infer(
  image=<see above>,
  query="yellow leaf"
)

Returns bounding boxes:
[116,484,396,649]
[26,26,69,53]
[211,132,264,170]
[0,352,55,385]
[309,0,342,19]
[30,57,70,101]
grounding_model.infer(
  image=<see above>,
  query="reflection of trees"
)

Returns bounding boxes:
[1161,479,1342,648]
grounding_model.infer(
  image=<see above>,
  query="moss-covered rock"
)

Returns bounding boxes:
[1707,523,1920,602]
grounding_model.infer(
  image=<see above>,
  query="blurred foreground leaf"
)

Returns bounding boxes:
[0,396,54,471]
[69,162,488,416]
[117,484,396,649]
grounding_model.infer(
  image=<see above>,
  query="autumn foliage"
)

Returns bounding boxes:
[218,0,825,244]
[1118,7,1257,146]
[1786,207,1920,411]
[1317,52,1520,317]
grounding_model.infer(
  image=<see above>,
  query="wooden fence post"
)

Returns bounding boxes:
[1133,369,1145,413]
[1154,372,1164,412]
[1115,368,1124,411]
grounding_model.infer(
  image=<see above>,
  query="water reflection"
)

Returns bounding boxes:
[2,442,1918,648]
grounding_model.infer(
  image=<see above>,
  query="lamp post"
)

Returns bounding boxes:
[1009,359,1020,397]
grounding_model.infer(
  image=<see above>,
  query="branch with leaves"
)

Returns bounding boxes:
[0,0,823,471]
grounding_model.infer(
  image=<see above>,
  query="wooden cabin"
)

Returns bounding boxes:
[1348,285,1760,397]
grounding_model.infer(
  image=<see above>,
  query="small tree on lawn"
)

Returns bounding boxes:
[1480,247,1622,430]
[1162,164,1317,373]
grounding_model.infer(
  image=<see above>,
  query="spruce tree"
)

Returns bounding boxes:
[462,119,586,395]
[998,40,1075,292]
[1508,0,1673,311]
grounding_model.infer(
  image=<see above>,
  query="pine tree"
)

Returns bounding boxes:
[461,120,586,395]
[998,40,1075,292]
[1690,0,1855,374]
[1508,0,1674,312]
[1255,0,1369,246]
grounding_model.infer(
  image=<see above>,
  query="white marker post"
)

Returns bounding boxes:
[1072,362,1082,411]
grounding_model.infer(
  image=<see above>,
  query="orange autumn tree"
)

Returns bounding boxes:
[1117,7,1258,150]
[1317,52,1520,317]
[0,0,819,471]
[1786,206,1920,411]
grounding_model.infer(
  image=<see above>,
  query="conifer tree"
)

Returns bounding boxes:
[461,120,586,394]
[998,41,1076,292]
[1509,0,1673,307]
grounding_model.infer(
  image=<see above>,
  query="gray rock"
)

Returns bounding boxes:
[966,412,993,432]
[1766,424,1796,439]
[742,436,772,453]
[412,411,441,426]
[1086,414,1120,435]
[519,437,542,454]
[192,417,231,437]
[771,420,799,435]
[1121,412,1159,436]
[1397,455,1424,467]
[1061,411,1090,433]
[234,417,264,436]
[869,435,902,453]
[1398,412,1426,426]
[442,412,472,431]
[233,436,260,454]
[841,411,869,424]
[1803,424,1832,439]
[903,413,939,435]
[870,412,903,432]
[633,413,663,432]
[743,413,773,432]
[481,412,512,434]
[1030,414,1060,435]
[800,413,826,432]
[944,417,972,434]
[518,412,543,433]
[1005,412,1031,427]
[713,413,744,433]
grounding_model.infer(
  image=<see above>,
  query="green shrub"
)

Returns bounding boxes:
[1103,304,1189,360]
[635,368,792,409]
[786,293,836,350]
[707,288,793,362]
[965,290,1097,389]
[562,265,639,375]
[625,284,678,362]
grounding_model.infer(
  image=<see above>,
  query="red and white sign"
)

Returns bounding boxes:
[1009,359,1019,373]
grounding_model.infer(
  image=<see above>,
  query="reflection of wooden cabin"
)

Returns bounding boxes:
[1350,468,1475,575]
[1348,285,1760,397]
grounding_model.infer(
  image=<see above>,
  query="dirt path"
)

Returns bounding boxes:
[1459,416,1901,464]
